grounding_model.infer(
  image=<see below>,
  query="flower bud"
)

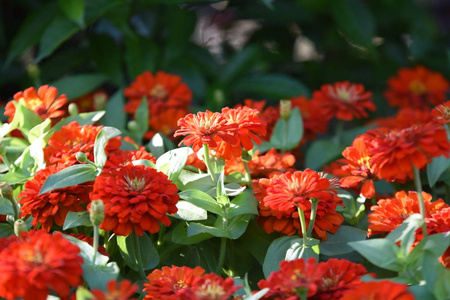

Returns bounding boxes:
[68,103,79,116]
[127,120,138,132]
[14,219,27,236]
[75,152,88,163]
[280,99,292,120]
[0,182,14,201]
[94,92,107,111]
[90,200,105,226]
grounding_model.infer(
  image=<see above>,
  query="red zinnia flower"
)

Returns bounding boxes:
[384,65,449,109]
[43,121,122,166]
[367,191,448,237]
[432,100,450,125]
[427,207,450,268]
[104,147,156,170]
[367,124,450,182]
[174,110,239,158]
[242,99,280,141]
[147,106,190,140]
[256,169,343,241]
[373,107,434,129]
[0,230,83,300]
[340,280,415,300]
[328,136,378,198]
[291,96,331,142]
[4,85,68,123]
[191,273,240,300]
[91,279,138,300]
[90,164,179,236]
[18,164,92,232]
[312,81,376,121]
[143,265,205,299]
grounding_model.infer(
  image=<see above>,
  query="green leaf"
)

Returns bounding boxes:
[9,102,44,137]
[50,74,108,100]
[156,147,192,182]
[386,214,423,254]
[0,223,14,238]
[82,262,119,290]
[101,89,126,130]
[427,155,450,187]
[225,214,252,239]
[234,74,310,99]
[132,159,156,168]
[270,107,303,150]
[176,171,215,193]
[407,232,450,267]
[227,191,259,218]
[64,235,110,265]
[179,190,224,216]
[148,133,175,158]
[75,287,95,300]
[63,211,92,230]
[320,225,367,256]
[58,0,85,27]
[305,139,344,170]
[131,97,149,144]
[28,119,52,144]
[0,197,14,216]
[6,2,58,65]
[117,232,159,271]
[88,34,122,84]
[220,46,260,85]
[258,0,274,9]
[93,127,121,169]
[170,221,213,245]
[263,236,319,278]
[349,238,403,272]
[39,164,97,195]
[0,172,31,185]
[434,268,450,300]
[187,222,230,238]
[173,201,208,221]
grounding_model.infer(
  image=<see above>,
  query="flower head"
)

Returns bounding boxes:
[4,85,68,123]
[373,107,435,129]
[104,147,156,170]
[242,99,280,141]
[91,279,138,300]
[191,273,240,300]
[384,65,449,108]
[340,280,415,300]
[432,100,450,125]
[18,164,92,232]
[0,230,83,300]
[90,164,179,236]
[256,169,343,240]
[312,81,376,121]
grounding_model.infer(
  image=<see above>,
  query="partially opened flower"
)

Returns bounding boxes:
[384,65,449,109]
[143,265,205,299]
[18,164,92,232]
[4,85,68,123]
[90,164,179,236]
[432,100,450,125]
[256,169,343,240]
[44,121,122,166]
[0,230,83,300]
[312,81,376,121]
[340,280,415,300]
[91,279,138,300]
[367,124,450,182]
[368,191,448,238]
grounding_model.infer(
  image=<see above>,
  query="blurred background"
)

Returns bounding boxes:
[0,0,449,119]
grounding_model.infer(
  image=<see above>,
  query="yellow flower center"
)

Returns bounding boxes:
[150,84,168,99]
[409,80,427,95]
[124,176,146,193]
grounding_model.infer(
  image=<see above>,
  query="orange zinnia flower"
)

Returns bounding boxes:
[43,121,122,166]
[340,280,415,300]
[174,110,239,158]
[18,164,92,232]
[143,265,205,300]
[191,273,240,300]
[91,279,138,300]
[367,191,448,237]
[312,81,376,121]
[104,147,156,170]
[291,96,331,142]
[328,136,378,198]
[0,230,83,300]
[385,65,449,108]
[147,106,190,140]
[90,164,179,236]
[367,124,450,182]
[242,99,280,141]
[256,169,343,240]
[258,258,369,300]
[4,85,68,123]
[432,100,450,125]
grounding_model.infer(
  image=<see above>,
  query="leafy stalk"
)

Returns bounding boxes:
[131,231,147,280]
[306,199,319,237]
[296,204,308,247]
[413,166,428,238]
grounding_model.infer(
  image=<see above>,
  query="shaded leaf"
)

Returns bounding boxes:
[63,211,92,230]
[51,73,108,100]
[117,232,159,271]
[427,155,450,187]
[320,225,367,256]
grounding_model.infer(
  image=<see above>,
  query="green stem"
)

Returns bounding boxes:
[243,160,252,189]
[132,231,147,279]
[306,199,319,237]
[412,166,428,238]
[296,204,308,247]
[203,143,216,182]
[216,236,227,275]
[335,120,345,146]
[92,225,99,266]
[157,225,166,248]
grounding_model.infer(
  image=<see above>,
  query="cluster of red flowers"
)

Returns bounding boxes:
[124,71,192,139]
[257,257,414,300]
[254,169,343,240]
[143,265,240,299]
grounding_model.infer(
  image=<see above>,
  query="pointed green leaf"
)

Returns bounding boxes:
[173,201,208,221]
[187,222,230,238]
[270,107,303,150]
[427,155,450,187]
[117,232,159,271]
[179,189,224,216]
[320,225,367,256]
[349,238,403,271]
[227,190,259,218]
[58,0,85,27]
[51,74,108,100]
[93,126,121,169]
[39,164,97,195]
[63,211,92,230]
[156,147,192,181]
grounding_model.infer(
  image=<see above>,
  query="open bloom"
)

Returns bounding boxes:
[43,121,122,166]
[90,164,179,236]
[384,65,449,108]
[0,230,83,300]
[91,279,138,300]
[368,191,448,238]
[340,280,415,300]
[256,169,343,240]
[373,107,434,129]
[312,81,376,121]
[242,99,280,141]
[18,164,92,232]
[432,100,450,125]
[366,124,450,182]
[104,147,156,170]
[191,273,240,300]
[4,85,68,123]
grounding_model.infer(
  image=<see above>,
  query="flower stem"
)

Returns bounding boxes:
[296,204,308,247]
[412,166,428,238]
[132,231,147,279]
[203,143,216,182]
[216,236,227,275]
[306,199,319,237]
[243,160,252,189]
[92,225,99,266]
